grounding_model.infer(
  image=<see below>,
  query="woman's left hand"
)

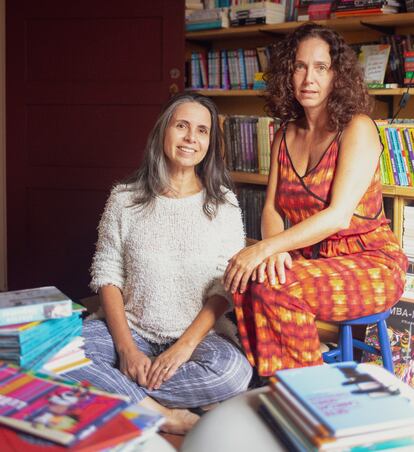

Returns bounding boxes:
[146,341,195,391]
[223,242,268,294]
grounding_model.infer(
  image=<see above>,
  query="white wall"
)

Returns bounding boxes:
[0,0,6,290]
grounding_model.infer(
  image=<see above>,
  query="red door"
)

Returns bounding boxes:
[6,0,185,299]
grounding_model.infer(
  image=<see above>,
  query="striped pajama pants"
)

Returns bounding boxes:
[62,320,252,408]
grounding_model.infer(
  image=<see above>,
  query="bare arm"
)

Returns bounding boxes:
[224,115,382,293]
[147,294,229,390]
[99,285,152,386]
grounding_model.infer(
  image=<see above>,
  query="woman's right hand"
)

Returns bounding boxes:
[252,251,292,285]
[118,346,152,387]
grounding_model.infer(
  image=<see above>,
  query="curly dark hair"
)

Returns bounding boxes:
[264,23,373,131]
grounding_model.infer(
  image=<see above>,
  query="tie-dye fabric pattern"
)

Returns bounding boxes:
[234,127,408,376]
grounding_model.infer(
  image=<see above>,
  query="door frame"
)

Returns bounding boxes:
[0,0,6,291]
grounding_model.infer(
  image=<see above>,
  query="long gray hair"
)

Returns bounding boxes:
[123,92,233,219]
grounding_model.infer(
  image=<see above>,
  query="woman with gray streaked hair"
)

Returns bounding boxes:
[63,92,252,435]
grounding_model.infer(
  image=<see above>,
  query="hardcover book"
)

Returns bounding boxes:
[0,287,72,327]
[274,362,414,438]
[0,362,129,446]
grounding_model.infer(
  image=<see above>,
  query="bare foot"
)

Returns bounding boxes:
[160,408,200,435]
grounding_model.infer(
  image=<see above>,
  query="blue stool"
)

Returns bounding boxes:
[322,310,394,373]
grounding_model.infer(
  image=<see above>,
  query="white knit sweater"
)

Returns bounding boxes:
[90,185,245,344]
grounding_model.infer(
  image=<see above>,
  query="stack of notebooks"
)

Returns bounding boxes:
[0,361,165,451]
[258,362,414,451]
[0,286,89,372]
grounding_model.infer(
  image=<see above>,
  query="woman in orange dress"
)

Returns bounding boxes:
[223,23,407,376]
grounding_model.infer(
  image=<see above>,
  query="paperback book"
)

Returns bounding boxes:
[0,362,129,446]
[273,362,414,438]
[0,287,72,327]
[0,412,140,452]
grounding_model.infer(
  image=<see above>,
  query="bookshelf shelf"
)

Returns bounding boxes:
[192,88,414,97]
[186,12,414,41]
[232,173,414,197]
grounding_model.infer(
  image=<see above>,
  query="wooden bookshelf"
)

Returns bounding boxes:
[186,13,414,249]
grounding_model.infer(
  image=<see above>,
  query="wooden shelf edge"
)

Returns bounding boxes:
[187,88,413,97]
[400,297,414,304]
[231,171,268,185]
[231,175,414,197]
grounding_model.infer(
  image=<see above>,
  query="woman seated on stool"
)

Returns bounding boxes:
[63,92,252,434]
[223,23,407,376]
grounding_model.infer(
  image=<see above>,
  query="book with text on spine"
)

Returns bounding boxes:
[0,361,129,446]
[0,287,72,327]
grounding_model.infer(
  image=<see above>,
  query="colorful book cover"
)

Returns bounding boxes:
[274,362,414,438]
[362,300,414,388]
[122,403,165,442]
[0,362,129,446]
[0,287,72,327]
[0,411,140,452]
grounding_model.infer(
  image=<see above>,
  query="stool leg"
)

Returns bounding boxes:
[377,320,394,373]
[341,325,353,362]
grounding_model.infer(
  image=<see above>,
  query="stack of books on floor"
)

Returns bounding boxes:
[0,361,165,451]
[258,362,414,451]
[0,286,88,372]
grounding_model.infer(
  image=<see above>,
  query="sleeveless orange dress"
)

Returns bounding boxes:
[233,126,408,376]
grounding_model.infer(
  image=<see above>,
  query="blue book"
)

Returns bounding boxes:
[275,362,414,438]
[0,311,82,350]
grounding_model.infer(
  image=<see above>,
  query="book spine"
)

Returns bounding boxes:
[379,126,395,185]
[385,127,400,186]
[20,316,82,366]
[390,127,408,186]
[397,128,414,186]
[29,325,83,370]
[18,311,81,344]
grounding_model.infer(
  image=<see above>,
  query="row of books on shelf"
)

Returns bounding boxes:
[186,0,413,32]
[379,35,414,86]
[378,123,414,186]
[220,115,414,186]
[186,1,287,30]
[186,36,413,90]
[0,361,165,451]
[259,362,414,451]
[223,115,279,174]
[188,47,268,90]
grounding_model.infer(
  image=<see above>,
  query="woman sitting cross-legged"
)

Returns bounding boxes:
[63,92,252,435]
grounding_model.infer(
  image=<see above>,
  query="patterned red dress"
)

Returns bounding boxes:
[233,126,408,376]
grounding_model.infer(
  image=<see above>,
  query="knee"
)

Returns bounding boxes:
[219,351,253,398]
